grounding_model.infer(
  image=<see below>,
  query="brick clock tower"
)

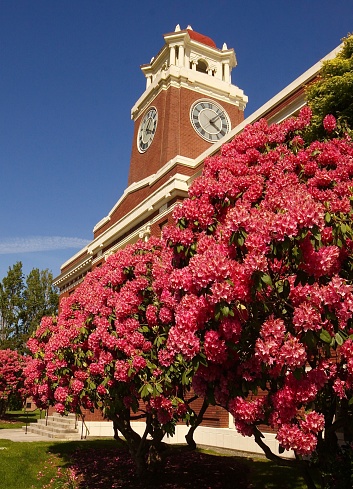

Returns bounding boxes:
[129,24,247,185]
[54,25,247,297]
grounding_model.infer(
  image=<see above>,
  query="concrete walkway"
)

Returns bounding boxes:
[0,429,54,442]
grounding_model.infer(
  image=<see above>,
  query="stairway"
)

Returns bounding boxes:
[23,413,82,440]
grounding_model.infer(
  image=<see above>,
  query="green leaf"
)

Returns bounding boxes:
[261,274,272,286]
[221,305,230,317]
[335,331,344,346]
[320,329,332,344]
[140,384,149,398]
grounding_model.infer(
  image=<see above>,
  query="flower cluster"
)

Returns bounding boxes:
[164,108,353,456]
[0,349,27,412]
[25,238,193,437]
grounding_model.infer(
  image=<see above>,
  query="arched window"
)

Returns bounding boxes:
[196,59,208,74]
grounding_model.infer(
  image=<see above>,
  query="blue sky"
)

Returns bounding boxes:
[0,0,352,281]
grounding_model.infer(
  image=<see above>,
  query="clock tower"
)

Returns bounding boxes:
[55,25,247,296]
[128,24,247,185]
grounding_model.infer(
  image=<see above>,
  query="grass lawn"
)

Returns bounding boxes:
[0,436,309,489]
[0,409,43,430]
[0,412,314,488]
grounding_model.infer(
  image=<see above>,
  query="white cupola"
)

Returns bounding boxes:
[132,25,247,120]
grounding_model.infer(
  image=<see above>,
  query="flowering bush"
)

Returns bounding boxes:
[27,107,353,486]
[25,238,195,473]
[0,348,27,415]
[164,108,353,484]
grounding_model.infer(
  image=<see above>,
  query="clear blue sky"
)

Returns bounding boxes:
[0,0,352,281]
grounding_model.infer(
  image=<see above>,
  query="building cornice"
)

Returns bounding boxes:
[93,155,195,232]
[132,65,247,120]
[88,172,189,256]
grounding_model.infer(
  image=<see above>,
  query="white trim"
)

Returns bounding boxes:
[132,64,247,120]
[93,155,195,232]
[53,255,92,288]
[88,174,189,256]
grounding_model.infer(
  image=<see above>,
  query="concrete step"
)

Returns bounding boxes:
[23,424,82,440]
[22,412,81,440]
[36,418,77,430]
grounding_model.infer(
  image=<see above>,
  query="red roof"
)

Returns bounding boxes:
[187,29,217,48]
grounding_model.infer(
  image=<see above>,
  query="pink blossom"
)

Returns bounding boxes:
[323,114,336,133]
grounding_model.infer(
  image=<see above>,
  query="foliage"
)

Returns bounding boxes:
[163,107,353,488]
[0,349,27,416]
[0,263,58,351]
[306,34,353,140]
[25,239,197,473]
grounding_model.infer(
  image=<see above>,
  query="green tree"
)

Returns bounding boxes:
[0,262,58,351]
[0,263,24,348]
[21,268,58,341]
[306,33,353,140]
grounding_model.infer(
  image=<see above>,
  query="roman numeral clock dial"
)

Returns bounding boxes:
[190,100,230,142]
[137,107,158,153]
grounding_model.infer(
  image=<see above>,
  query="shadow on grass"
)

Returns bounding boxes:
[47,440,307,489]
[0,410,42,429]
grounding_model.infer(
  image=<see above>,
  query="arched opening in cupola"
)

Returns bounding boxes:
[196,59,208,74]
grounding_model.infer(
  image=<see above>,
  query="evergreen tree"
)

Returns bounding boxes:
[21,268,58,341]
[306,33,353,140]
[0,263,24,348]
[0,262,58,351]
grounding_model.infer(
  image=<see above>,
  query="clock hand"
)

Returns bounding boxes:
[144,119,152,134]
[209,111,224,124]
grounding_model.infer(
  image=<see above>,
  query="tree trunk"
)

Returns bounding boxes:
[185,398,208,450]
[253,427,318,489]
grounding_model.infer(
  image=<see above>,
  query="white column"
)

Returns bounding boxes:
[223,63,230,82]
[178,44,184,67]
[169,45,176,66]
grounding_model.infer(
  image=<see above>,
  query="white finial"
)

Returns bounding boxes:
[150,56,155,63]
[187,25,193,30]
[175,24,181,32]
[222,43,228,51]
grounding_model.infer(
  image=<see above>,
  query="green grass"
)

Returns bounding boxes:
[0,439,117,489]
[0,409,43,429]
[0,437,309,489]
[0,410,319,488]
[242,457,309,489]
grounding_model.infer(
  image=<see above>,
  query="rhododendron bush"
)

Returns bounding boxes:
[0,348,27,415]
[25,239,195,473]
[26,108,353,486]
[163,108,353,488]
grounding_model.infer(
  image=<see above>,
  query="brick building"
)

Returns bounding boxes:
[53,26,341,453]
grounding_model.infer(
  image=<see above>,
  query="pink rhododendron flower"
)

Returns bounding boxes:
[323,114,336,133]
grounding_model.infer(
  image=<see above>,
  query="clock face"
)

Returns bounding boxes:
[137,107,158,153]
[190,100,230,142]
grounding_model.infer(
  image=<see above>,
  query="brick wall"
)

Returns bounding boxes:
[128,86,244,186]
